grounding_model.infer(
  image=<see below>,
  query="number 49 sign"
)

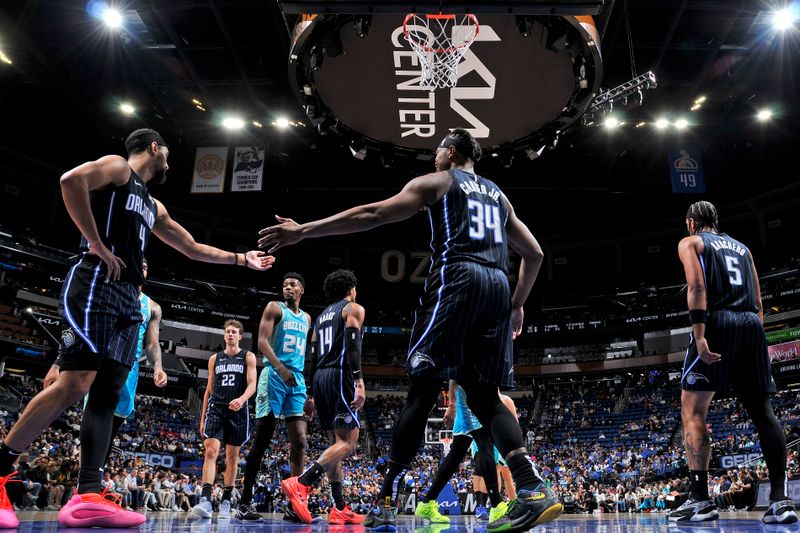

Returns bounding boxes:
[668,147,706,193]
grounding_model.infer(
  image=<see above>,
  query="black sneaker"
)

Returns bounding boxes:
[283,506,323,524]
[763,499,798,524]
[363,498,397,531]
[487,486,563,532]
[668,498,719,522]
[233,502,262,522]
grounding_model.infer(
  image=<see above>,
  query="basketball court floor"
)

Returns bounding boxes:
[11,512,796,533]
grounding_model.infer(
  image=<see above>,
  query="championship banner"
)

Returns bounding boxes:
[768,340,800,363]
[190,147,228,194]
[668,147,706,193]
[230,146,265,192]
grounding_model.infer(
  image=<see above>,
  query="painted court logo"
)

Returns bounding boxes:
[61,328,76,348]
[409,351,435,369]
[685,372,709,385]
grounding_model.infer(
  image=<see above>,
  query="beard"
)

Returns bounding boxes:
[151,168,167,185]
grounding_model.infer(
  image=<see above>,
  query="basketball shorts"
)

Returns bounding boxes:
[407,262,513,387]
[58,257,142,371]
[255,367,306,419]
[202,401,250,446]
[681,309,776,397]
[469,441,505,467]
[452,402,481,436]
[115,359,141,418]
[313,368,360,431]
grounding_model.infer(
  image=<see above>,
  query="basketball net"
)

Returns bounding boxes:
[440,437,452,455]
[403,13,479,90]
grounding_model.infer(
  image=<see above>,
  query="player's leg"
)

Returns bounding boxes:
[740,393,796,523]
[299,428,362,524]
[377,376,441,502]
[499,463,515,500]
[473,474,489,517]
[219,444,241,516]
[421,435,471,503]
[668,389,716,522]
[201,438,221,493]
[472,427,501,507]
[240,414,277,507]
[286,417,308,477]
[0,370,95,474]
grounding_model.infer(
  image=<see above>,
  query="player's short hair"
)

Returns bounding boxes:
[686,201,719,233]
[441,128,482,162]
[125,128,167,156]
[283,272,305,287]
[323,269,357,300]
[223,319,244,334]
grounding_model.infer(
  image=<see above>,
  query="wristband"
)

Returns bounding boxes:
[689,309,706,324]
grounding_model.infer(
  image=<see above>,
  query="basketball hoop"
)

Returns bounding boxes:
[440,437,453,455]
[403,13,479,90]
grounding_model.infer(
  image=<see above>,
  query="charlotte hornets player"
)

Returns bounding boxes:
[236,273,311,521]
[258,128,556,533]
[281,269,366,525]
[193,320,257,519]
[670,201,796,524]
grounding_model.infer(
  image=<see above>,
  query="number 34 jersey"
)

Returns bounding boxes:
[427,168,510,273]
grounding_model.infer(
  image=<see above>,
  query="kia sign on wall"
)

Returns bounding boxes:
[290,13,601,154]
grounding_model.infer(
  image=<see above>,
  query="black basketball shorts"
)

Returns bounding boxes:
[681,309,776,397]
[407,262,514,387]
[58,257,142,371]
[202,401,251,447]
[313,368,360,431]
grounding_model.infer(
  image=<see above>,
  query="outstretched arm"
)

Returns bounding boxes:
[257,172,451,252]
[152,199,275,270]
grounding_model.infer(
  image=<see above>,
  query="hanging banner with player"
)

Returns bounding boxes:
[668,147,706,193]
[190,147,228,194]
[230,146,266,192]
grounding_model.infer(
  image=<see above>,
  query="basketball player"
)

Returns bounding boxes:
[415,383,514,524]
[0,128,274,529]
[281,269,366,525]
[235,273,311,521]
[43,257,168,464]
[668,201,796,524]
[192,320,258,519]
[258,129,560,533]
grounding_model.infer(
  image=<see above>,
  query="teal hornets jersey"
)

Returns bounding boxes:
[269,302,310,373]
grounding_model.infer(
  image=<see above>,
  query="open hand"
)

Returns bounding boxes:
[245,251,276,271]
[258,216,304,253]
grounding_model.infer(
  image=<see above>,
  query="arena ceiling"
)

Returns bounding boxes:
[1,0,798,250]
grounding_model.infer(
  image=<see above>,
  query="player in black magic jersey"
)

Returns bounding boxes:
[281,270,366,525]
[193,320,257,519]
[0,129,273,529]
[258,129,559,533]
[669,201,796,525]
